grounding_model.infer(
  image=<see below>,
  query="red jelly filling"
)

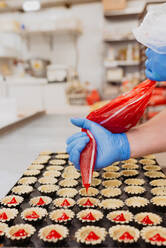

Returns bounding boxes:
[119,232,134,240]
[0,212,8,220]
[141,215,154,225]
[0,230,3,234]
[46,230,62,239]
[82,212,96,221]
[61,199,70,207]
[83,199,94,207]
[14,229,28,237]
[7,197,17,205]
[36,198,45,206]
[149,233,166,242]
[57,212,69,221]
[25,211,40,219]
[85,231,100,241]
[113,213,126,222]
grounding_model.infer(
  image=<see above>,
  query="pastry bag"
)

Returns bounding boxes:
[80,79,156,191]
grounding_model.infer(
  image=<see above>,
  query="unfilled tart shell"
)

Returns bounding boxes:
[79,187,99,197]
[100,199,124,210]
[104,166,120,172]
[144,171,166,179]
[134,212,161,226]
[151,196,166,207]
[151,187,166,196]
[143,154,156,159]
[39,151,53,155]
[49,209,74,223]
[109,225,140,243]
[5,224,36,241]
[102,179,122,188]
[122,164,139,170]
[62,171,80,179]
[23,169,40,176]
[77,197,99,208]
[112,161,120,166]
[18,177,37,185]
[33,155,50,164]
[53,198,75,208]
[49,159,66,165]
[140,159,156,165]
[30,196,52,207]
[91,178,101,187]
[38,185,59,194]
[1,195,23,207]
[102,172,121,179]
[0,208,18,223]
[0,223,8,236]
[125,197,149,208]
[75,226,106,245]
[123,158,137,164]
[55,154,69,159]
[141,226,166,246]
[92,171,99,178]
[101,187,121,197]
[107,210,133,224]
[124,186,145,195]
[59,179,78,187]
[124,178,145,186]
[143,165,161,171]
[38,224,68,243]
[57,188,78,198]
[21,207,47,222]
[77,209,103,222]
[64,166,77,173]
[121,170,138,177]
[27,164,44,170]
[12,185,33,195]
[46,165,64,171]
[43,171,61,178]
[38,177,58,185]
[150,179,166,187]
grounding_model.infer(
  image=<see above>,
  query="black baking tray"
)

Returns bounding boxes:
[0,153,166,248]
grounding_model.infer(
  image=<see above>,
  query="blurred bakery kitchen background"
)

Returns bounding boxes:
[0,0,166,197]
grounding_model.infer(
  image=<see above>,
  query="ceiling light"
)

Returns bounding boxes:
[22,0,40,12]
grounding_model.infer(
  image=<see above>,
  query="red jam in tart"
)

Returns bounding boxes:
[119,232,134,240]
[149,233,166,242]
[57,212,69,221]
[7,197,17,205]
[25,211,40,219]
[0,212,8,220]
[46,230,62,239]
[113,213,126,222]
[82,212,96,221]
[141,215,154,225]
[36,198,45,206]
[61,199,70,207]
[14,229,28,237]
[83,199,93,207]
[85,231,100,241]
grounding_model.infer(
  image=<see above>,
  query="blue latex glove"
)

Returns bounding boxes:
[145,48,166,81]
[66,118,130,170]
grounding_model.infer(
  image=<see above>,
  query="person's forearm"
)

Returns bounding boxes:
[126,109,166,158]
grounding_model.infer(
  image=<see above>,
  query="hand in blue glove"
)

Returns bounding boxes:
[66,118,130,170]
[145,48,166,81]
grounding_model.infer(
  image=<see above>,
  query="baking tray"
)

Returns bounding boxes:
[0,153,166,248]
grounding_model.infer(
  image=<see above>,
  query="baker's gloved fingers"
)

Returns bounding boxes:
[145,69,155,81]
[69,148,80,170]
[66,136,89,154]
[145,48,153,58]
[145,59,152,71]
[66,132,87,145]
[69,140,88,170]
[71,117,100,132]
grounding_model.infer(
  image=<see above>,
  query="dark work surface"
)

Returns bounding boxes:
[1,154,166,248]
